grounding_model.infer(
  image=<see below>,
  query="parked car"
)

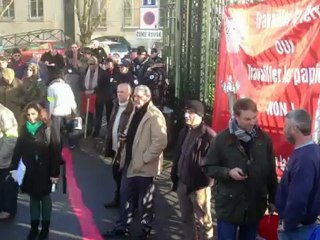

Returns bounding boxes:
[92,35,131,51]
[101,41,129,59]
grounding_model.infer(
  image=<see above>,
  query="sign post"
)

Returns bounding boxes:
[136,29,163,39]
[143,0,156,6]
[140,7,159,29]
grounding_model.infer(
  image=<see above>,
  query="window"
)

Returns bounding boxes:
[29,0,43,19]
[91,0,107,28]
[0,0,14,19]
[123,0,140,28]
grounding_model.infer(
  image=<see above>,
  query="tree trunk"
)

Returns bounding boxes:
[75,0,108,46]
[80,34,92,46]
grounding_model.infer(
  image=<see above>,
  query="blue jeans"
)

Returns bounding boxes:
[217,219,258,240]
[278,224,316,240]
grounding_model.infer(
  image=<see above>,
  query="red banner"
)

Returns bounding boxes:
[213,0,320,176]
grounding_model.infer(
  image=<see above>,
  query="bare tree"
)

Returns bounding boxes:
[75,0,108,45]
[0,0,14,18]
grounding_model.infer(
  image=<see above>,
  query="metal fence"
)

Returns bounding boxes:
[162,0,258,112]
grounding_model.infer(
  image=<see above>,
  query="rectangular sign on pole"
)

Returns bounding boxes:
[143,0,156,6]
[136,30,163,39]
[213,0,320,177]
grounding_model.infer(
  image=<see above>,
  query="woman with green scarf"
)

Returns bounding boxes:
[11,102,60,240]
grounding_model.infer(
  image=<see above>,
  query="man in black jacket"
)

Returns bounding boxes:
[203,98,277,240]
[171,100,215,240]
[104,82,134,208]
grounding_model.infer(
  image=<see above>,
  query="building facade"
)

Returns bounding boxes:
[0,0,162,48]
[0,0,64,36]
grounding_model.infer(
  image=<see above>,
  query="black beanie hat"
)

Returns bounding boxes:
[185,100,205,117]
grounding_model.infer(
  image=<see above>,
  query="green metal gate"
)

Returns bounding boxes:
[162,0,258,112]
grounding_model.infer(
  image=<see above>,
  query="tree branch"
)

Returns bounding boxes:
[91,0,107,29]
[0,0,14,18]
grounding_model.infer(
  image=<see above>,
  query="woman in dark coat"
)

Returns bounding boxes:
[11,102,60,240]
[22,63,47,107]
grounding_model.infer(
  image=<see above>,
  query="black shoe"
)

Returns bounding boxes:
[104,199,120,208]
[103,228,129,238]
[138,228,151,240]
[38,220,50,239]
[27,220,39,240]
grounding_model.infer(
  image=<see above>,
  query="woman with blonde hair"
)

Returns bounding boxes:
[22,63,47,107]
[11,102,60,240]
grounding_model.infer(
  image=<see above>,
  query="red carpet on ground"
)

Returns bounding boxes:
[63,147,104,240]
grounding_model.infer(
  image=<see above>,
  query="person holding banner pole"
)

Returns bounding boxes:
[203,98,277,240]
[276,109,320,240]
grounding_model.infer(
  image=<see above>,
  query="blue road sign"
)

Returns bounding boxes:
[143,0,156,6]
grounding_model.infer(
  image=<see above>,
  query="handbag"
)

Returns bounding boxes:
[258,214,279,240]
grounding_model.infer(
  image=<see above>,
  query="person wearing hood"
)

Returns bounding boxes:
[0,68,25,122]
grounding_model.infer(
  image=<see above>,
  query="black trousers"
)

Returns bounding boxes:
[0,168,18,214]
[51,115,74,147]
[93,101,113,137]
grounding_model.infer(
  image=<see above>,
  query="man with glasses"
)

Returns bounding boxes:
[8,48,27,80]
[104,85,167,239]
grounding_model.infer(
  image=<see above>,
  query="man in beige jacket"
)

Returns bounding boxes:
[104,85,167,239]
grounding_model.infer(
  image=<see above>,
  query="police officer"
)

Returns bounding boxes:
[134,47,154,83]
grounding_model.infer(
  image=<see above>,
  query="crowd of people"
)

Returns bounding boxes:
[0,39,319,240]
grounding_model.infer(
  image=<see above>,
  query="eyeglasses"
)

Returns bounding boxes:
[133,94,145,99]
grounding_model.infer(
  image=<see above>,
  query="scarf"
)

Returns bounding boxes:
[229,118,257,142]
[72,52,79,68]
[84,67,98,90]
[26,121,43,136]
